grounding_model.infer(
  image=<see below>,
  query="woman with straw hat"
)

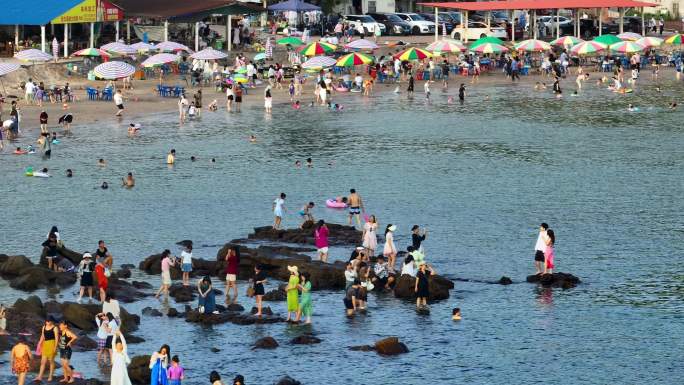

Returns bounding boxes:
[285,265,300,322]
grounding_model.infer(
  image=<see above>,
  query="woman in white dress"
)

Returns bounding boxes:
[362,215,378,258]
[110,331,131,385]
[383,224,397,272]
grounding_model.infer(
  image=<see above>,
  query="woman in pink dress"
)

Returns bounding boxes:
[362,215,378,258]
[383,224,397,272]
[544,229,555,274]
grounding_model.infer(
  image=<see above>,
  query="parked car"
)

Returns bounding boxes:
[394,13,436,35]
[443,11,463,25]
[622,16,644,32]
[537,15,572,34]
[366,12,411,35]
[419,13,455,34]
[341,15,386,35]
[450,21,507,41]
[559,19,619,39]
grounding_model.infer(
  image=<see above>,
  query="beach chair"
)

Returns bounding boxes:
[101,88,113,101]
[86,87,97,101]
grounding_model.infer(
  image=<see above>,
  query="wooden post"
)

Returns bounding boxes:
[464,10,468,41]
[641,7,646,36]
[512,10,516,43]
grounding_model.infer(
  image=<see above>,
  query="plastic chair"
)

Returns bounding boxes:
[101,88,113,101]
[86,87,97,101]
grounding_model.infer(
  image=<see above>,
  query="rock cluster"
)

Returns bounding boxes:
[526,272,581,289]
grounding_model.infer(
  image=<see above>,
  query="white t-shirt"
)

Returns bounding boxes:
[401,262,416,277]
[25,82,35,94]
[354,76,363,86]
[535,231,547,251]
[247,64,256,77]
[103,299,121,319]
[181,250,193,264]
[274,198,285,211]
[345,269,357,283]
[114,93,123,106]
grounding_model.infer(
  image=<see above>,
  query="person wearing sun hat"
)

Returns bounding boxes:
[77,253,95,303]
[285,265,300,322]
[383,224,398,272]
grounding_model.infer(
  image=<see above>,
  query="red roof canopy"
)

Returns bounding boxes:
[417,0,657,10]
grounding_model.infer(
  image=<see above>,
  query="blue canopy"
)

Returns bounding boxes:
[0,0,82,25]
[268,0,320,11]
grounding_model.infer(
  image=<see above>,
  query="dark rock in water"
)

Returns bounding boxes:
[291,334,322,345]
[142,307,163,317]
[498,276,513,285]
[210,347,221,353]
[393,274,453,301]
[125,334,145,344]
[12,296,45,317]
[250,306,273,316]
[121,264,135,270]
[47,286,61,294]
[248,222,360,246]
[62,303,97,331]
[72,335,98,352]
[0,255,34,276]
[263,288,287,301]
[107,278,149,303]
[116,268,132,279]
[374,337,409,356]
[416,306,430,315]
[132,281,153,289]
[169,284,196,302]
[253,336,279,349]
[39,246,84,267]
[349,345,374,352]
[226,303,245,312]
[526,272,580,289]
[138,254,182,279]
[167,308,180,317]
[275,376,301,385]
[128,355,152,385]
[176,240,194,248]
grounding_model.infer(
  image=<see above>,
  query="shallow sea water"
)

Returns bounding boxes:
[1,78,683,384]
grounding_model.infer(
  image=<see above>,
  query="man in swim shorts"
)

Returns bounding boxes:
[347,189,364,227]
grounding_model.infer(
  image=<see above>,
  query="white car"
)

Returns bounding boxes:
[394,13,435,35]
[342,15,386,35]
[537,15,571,32]
[450,21,507,41]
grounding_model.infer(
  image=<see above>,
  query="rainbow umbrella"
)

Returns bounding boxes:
[570,41,606,55]
[102,43,137,56]
[470,36,505,49]
[302,56,337,69]
[551,36,583,47]
[93,61,136,79]
[593,34,621,47]
[514,39,552,52]
[394,47,432,61]
[231,74,248,83]
[425,39,465,53]
[344,39,379,50]
[609,41,646,54]
[14,49,53,62]
[664,33,684,45]
[73,48,111,58]
[618,32,642,41]
[636,36,663,48]
[473,43,508,54]
[276,37,304,46]
[335,52,374,67]
[299,41,336,56]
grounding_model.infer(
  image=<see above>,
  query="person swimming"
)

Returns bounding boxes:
[13,147,27,155]
[190,156,197,162]
[249,135,257,143]
[128,123,141,133]
[51,132,59,144]
[98,158,106,166]
[101,181,109,189]
[292,100,301,110]
[66,169,73,178]
[211,158,216,163]
[208,99,218,111]
[26,145,35,154]
[628,103,638,112]
[669,101,677,110]
[306,157,312,168]
[452,308,461,321]
[295,160,302,168]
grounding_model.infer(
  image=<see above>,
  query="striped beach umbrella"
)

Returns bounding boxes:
[254,52,267,61]
[299,41,336,56]
[470,36,505,49]
[344,39,379,50]
[425,39,465,53]
[335,52,374,67]
[93,61,136,79]
[636,36,663,48]
[73,48,111,58]
[265,37,273,59]
[570,41,606,55]
[302,55,337,69]
[0,63,21,76]
[141,53,179,67]
[156,41,191,52]
[618,32,642,41]
[190,47,228,60]
[394,47,432,61]
[102,43,137,55]
[14,49,53,62]
[593,34,621,47]
[130,42,156,52]
[609,41,646,54]
[276,37,304,46]
[473,43,508,54]
[664,33,684,45]
[52,38,59,59]
[551,36,583,47]
[514,39,552,52]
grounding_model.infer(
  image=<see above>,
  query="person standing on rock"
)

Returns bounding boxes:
[286,266,300,322]
[155,250,176,300]
[362,215,378,258]
[272,193,287,230]
[77,253,95,303]
[103,293,121,326]
[10,336,32,385]
[411,225,428,254]
[95,260,108,302]
[383,224,398,272]
[150,345,170,385]
[295,271,313,324]
[95,313,110,366]
[110,331,132,385]
[57,320,78,384]
[347,189,364,227]
[104,312,119,364]
[34,317,59,382]
[95,240,114,272]
[534,223,549,275]
[252,264,267,317]
[180,244,193,287]
[42,233,60,271]
[544,229,556,274]
[314,220,329,262]
[415,263,434,310]
[224,246,240,305]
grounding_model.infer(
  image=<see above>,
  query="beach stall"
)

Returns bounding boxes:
[51,0,123,57]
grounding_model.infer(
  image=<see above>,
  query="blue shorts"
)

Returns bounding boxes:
[182,263,192,272]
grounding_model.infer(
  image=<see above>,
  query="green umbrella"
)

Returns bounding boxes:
[593,34,621,47]
[276,37,304,46]
[470,36,505,49]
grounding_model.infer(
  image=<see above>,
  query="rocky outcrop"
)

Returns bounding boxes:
[185,309,284,326]
[263,288,287,301]
[349,337,409,356]
[498,276,513,285]
[393,274,454,301]
[246,222,362,246]
[0,255,78,291]
[0,254,34,275]
[253,336,279,349]
[128,355,152,385]
[108,278,150,303]
[168,284,196,302]
[142,307,163,317]
[526,272,580,289]
[291,334,321,345]
[275,376,302,385]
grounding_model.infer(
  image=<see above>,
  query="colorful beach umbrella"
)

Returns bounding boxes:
[664,33,684,45]
[231,74,249,83]
[299,41,336,56]
[551,36,583,47]
[130,42,156,52]
[14,49,53,62]
[73,48,111,58]
[254,52,267,61]
[394,47,432,61]
[156,41,191,52]
[472,43,508,54]
[302,55,337,69]
[0,63,21,76]
[514,39,552,52]
[617,32,642,41]
[335,52,374,67]
[609,41,646,54]
[93,61,136,79]
[276,37,304,46]
[141,53,179,67]
[344,39,379,50]
[425,39,465,53]
[102,43,137,56]
[593,34,621,47]
[190,47,228,60]
[470,36,505,49]
[570,41,606,55]
[636,36,663,48]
